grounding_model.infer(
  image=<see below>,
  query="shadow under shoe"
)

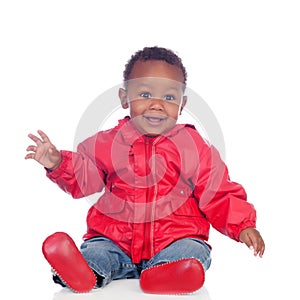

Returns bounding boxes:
[42,232,97,293]
[140,258,205,295]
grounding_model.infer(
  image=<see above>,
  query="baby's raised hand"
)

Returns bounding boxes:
[25,130,61,170]
[239,227,265,257]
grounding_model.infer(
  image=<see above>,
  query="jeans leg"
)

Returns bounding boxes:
[80,237,140,287]
[143,238,211,271]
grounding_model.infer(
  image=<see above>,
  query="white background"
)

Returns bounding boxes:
[1,1,299,299]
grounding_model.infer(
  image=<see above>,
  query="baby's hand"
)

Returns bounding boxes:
[25,130,61,170]
[239,227,265,257]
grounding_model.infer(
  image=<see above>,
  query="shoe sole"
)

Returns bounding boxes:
[140,257,205,295]
[42,232,96,293]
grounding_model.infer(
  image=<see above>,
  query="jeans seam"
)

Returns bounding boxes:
[86,260,109,280]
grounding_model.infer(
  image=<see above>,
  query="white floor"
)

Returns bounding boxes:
[53,280,211,300]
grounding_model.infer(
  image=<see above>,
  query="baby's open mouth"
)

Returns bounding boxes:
[144,115,167,124]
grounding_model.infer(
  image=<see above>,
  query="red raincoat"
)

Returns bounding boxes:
[47,117,256,263]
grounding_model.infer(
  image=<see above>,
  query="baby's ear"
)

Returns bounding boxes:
[180,96,187,115]
[119,88,129,109]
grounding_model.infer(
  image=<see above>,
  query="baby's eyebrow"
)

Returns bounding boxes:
[135,83,151,89]
[165,86,182,92]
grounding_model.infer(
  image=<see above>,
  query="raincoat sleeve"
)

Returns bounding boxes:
[46,136,106,199]
[194,145,256,242]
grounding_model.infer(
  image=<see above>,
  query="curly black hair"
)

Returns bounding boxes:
[123,46,187,84]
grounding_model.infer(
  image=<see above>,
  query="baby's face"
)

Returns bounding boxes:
[120,60,187,136]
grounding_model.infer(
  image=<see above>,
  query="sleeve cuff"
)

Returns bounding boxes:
[45,150,70,179]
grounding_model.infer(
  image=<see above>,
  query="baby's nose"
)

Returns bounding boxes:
[149,98,164,110]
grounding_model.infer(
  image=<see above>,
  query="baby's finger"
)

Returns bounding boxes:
[240,232,253,249]
[257,239,265,257]
[242,232,257,255]
[26,145,37,152]
[245,240,253,250]
[250,235,265,257]
[28,133,43,145]
[24,153,35,160]
[37,130,50,143]
[247,236,257,253]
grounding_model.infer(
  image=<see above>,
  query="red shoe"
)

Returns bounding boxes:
[140,258,205,295]
[42,232,97,293]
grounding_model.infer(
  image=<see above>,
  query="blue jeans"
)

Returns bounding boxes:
[79,237,211,288]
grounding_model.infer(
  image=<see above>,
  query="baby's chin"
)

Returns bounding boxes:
[144,132,161,137]
[140,127,175,137]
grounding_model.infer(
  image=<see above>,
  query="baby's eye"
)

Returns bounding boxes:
[140,92,151,99]
[163,95,175,101]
